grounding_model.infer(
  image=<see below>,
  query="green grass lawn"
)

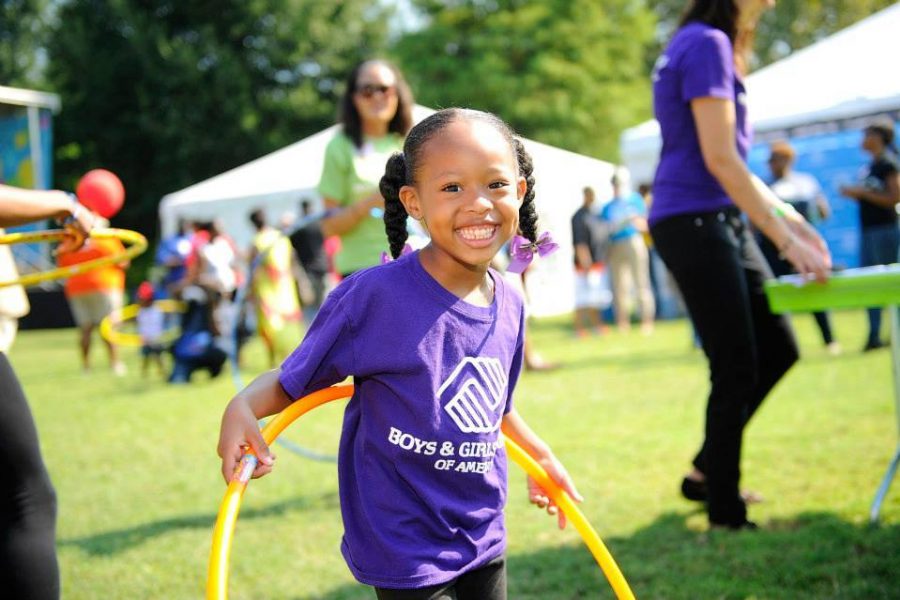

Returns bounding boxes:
[12,310,900,599]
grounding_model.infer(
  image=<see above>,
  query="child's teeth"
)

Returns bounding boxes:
[460,226,494,240]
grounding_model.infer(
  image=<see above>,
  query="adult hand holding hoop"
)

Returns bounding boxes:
[0,184,92,236]
[56,196,96,255]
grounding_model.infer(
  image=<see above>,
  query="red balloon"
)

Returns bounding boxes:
[76,169,125,218]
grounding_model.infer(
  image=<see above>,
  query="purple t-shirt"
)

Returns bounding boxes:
[650,22,751,224]
[279,251,525,589]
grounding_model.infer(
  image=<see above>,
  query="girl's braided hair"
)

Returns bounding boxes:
[379,108,539,259]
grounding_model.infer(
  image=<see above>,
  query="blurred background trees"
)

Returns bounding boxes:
[0,0,893,239]
[0,0,48,87]
[395,0,655,159]
[40,0,392,235]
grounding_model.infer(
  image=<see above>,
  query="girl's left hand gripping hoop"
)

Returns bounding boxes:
[0,228,148,288]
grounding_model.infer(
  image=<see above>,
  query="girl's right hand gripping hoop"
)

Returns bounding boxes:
[0,228,148,288]
[207,385,635,600]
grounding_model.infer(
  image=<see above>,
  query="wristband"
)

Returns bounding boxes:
[771,202,798,219]
[59,193,81,226]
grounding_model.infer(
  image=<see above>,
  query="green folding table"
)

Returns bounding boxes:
[765,264,900,523]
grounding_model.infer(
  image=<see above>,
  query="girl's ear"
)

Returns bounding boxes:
[399,185,423,220]
[516,175,527,203]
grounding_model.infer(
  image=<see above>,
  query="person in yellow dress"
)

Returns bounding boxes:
[248,208,303,367]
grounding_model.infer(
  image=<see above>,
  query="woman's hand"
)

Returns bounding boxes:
[527,455,584,530]
[56,201,95,255]
[779,210,831,282]
[363,191,385,211]
[319,193,384,237]
[838,184,864,200]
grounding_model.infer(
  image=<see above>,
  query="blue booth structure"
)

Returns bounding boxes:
[0,85,75,329]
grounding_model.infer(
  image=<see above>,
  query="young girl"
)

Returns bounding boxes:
[218,108,581,599]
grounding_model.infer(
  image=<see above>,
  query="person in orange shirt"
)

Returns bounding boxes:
[58,224,127,375]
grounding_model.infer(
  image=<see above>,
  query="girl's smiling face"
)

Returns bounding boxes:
[399,118,526,272]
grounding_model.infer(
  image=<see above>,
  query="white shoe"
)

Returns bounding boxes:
[113,362,127,376]
[826,342,842,356]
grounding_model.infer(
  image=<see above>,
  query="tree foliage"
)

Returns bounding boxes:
[648,0,896,70]
[395,0,656,161]
[0,0,47,87]
[754,0,896,65]
[44,0,392,237]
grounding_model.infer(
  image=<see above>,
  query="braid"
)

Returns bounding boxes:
[380,152,410,258]
[514,138,538,243]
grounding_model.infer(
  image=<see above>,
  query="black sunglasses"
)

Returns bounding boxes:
[355,84,394,99]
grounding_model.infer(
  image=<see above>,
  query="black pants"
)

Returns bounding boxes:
[861,223,900,345]
[374,556,506,600]
[651,208,798,525]
[0,353,59,598]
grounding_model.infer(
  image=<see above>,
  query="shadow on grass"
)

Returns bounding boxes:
[303,510,900,600]
[58,491,338,556]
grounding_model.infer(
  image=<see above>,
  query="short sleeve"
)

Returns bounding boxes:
[571,213,589,247]
[680,29,735,102]
[599,202,611,223]
[807,174,823,198]
[317,134,353,206]
[278,285,356,400]
[630,193,648,217]
[504,303,526,415]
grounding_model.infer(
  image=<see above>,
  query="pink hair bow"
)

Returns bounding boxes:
[507,232,558,274]
[380,243,414,264]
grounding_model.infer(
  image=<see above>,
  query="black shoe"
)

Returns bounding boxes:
[709,519,758,531]
[863,339,888,352]
[681,477,707,502]
[681,477,764,504]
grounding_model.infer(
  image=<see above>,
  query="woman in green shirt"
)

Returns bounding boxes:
[318,59,414,275]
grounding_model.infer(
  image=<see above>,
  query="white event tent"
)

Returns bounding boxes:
[159,106,616,316]
[620,3,900,186]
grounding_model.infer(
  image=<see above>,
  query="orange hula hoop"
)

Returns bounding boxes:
[207,385,635,599]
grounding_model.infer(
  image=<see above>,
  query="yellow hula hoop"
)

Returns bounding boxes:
[98,299,185,347]
[0,228,148,288]
[207,385,635,600]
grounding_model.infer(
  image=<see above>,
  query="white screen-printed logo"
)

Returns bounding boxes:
[439,357,508,434]
[651,54,669,83]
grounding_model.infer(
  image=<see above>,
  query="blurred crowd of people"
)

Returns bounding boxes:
[569,171,658,338]
[58,201,344,385]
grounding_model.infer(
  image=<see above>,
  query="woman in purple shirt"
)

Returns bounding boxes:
[649,0,831,530]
